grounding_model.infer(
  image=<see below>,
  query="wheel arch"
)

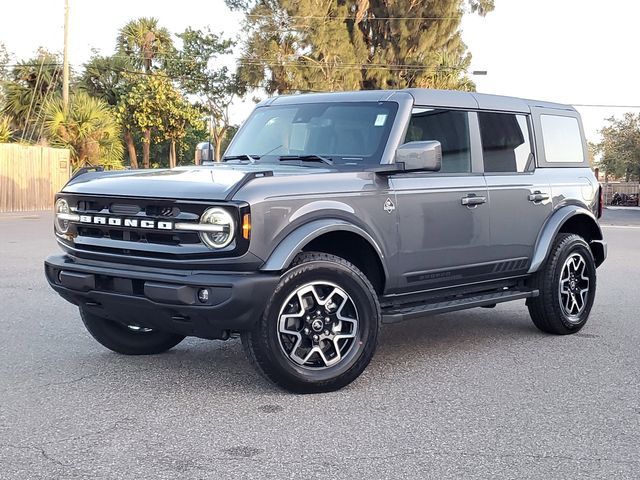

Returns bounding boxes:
[260,219,388,294]
[528,206,606,273]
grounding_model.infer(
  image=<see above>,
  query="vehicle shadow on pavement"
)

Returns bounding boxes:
[71,303,542,394]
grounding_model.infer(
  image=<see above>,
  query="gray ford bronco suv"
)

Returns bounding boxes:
[45,89,606,393]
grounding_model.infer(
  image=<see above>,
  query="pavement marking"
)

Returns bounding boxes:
[601,225,640,229]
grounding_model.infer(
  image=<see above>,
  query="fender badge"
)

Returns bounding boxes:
[383,198,395,214]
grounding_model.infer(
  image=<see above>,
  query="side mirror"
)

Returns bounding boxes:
[195,141,215,165]
[396,141,442,172]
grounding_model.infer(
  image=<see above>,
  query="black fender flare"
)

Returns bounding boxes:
[528,205,605,273]
[260,218,389,280]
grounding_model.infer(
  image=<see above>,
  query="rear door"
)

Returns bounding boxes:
[389,108,493,293]
[478,111,552,270]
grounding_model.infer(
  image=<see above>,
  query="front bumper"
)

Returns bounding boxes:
[45,254,279,338]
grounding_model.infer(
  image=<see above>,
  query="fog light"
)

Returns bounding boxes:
[197,288,210,303]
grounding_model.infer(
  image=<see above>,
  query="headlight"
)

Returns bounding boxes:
[199,207,235,249]
[54,198,71,234]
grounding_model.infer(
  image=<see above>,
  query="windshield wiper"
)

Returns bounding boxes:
[222,154,260,162]
[278,155,334,166]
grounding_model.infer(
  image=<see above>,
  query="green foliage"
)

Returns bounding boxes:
[468,0,495,15]
[595,113,640,181]
[45,91,124,169]
[166,28,239,160]
[116,17,175,168]
[0,115,14,143]
[0,42,10,106]
[0,21,227,167]
[0,42,9,80]
[79,54,133,106]
[219,124,238,156]
[116,17,175,73]
[2,50,63,141]
[232,0,493,93]
[116,73,203,167]
[150,120,210,167]
[2,8,500,168]
[79,54,142,167]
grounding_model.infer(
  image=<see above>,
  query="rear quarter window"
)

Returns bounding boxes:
[540,115,585,163]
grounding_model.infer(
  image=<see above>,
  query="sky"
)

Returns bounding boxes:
[2,0,639,142]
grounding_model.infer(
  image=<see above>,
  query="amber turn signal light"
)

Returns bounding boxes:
[242,213,251,240]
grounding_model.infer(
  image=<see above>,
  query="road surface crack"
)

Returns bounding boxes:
[39,373,98,388]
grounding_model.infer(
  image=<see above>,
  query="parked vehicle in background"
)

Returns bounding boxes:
[611,192,639,206]
[602,182,640,206]
[45,89,606,393]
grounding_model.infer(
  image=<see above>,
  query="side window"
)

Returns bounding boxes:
[479,112,533,173]
[540,115,585,163]
[406,108,471,173]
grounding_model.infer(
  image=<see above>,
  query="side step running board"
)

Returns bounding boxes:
[381,289,539,324]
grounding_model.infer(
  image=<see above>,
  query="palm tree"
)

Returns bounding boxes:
[116,18,174,169]
[117,17,174,73]
[417,51,476,92]
[0,116,13,143]
[2,51,63,142]
[80,54,139,167]
[45,91,124,170]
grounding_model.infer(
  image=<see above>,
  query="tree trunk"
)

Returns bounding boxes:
[142,129,151,168]
[215,140,222,162]
[124,130,138,169]
[170,140,176,169]
[214,126,227,162]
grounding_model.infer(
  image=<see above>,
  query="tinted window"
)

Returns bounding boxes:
[479,113,533,173]
[541,115,584,163]
[226,102,398,165]
[405,109,471,173]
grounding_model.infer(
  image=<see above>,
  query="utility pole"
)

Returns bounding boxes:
[62,0,70,112]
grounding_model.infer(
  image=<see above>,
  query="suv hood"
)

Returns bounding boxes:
[62,163,332,200]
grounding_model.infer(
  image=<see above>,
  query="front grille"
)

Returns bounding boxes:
[75,226,201,246]
[57,194,248,262]
[109,203,142,215]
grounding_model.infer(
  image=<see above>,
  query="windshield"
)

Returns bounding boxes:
[225,101,399,166]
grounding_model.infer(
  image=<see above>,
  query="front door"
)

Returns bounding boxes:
[390,108,493,293]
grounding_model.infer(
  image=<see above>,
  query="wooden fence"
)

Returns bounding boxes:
[0,144,71,212]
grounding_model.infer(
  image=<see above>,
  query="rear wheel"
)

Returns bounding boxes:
[527,233,597,334]
[242,252,380,393]
[80,309,185,355]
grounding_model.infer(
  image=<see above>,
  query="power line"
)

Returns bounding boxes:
[3,62,64,68]
[245,14,465,21]
[7,62,639,108]
[4,49,474,72]
[3,60,474,73]
[572,104,640,109]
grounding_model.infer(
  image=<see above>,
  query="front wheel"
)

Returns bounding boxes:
[80,309,185,355]
[527,233,597,334]
[242,252,381,393]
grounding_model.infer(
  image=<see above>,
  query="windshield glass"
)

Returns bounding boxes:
[225,101,399,166]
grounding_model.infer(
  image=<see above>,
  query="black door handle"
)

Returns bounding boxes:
[528,191,550,202]
[461,194,487,207]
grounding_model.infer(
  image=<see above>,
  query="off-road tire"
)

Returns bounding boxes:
[527,233,597,335]
[80,309,185,355]
[241,252,381,393]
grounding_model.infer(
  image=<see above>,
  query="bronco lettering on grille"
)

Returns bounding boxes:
[79,215,173,230]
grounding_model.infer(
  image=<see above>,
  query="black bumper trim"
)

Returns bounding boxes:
[45,254,279,338]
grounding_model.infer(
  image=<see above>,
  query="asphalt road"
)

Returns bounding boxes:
[0,209,638,479]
